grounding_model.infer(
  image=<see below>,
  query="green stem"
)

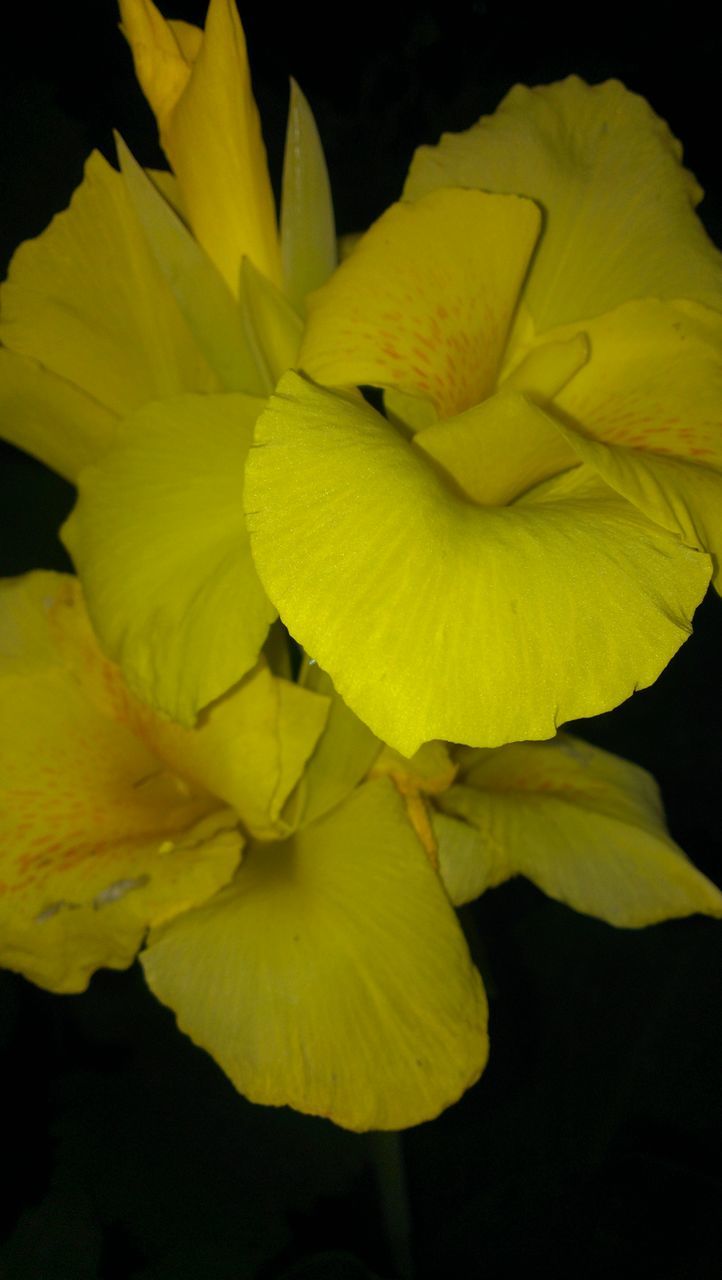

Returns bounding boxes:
[369,1130,414,1279]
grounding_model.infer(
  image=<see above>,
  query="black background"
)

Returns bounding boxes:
[1,2,722,1276]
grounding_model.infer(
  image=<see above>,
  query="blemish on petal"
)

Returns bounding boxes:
[93,875,150,909]
[35,899,79,923]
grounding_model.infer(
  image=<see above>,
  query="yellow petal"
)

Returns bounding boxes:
[139,666,331,841]
[240,257,303,384]
[435,734,722,926]
[0,573,242,993]
[281,80,337,312]
[541,300,722,580]
[369,741,458,865]
[415,386,579,506]
[142,778,488,1131]
[412,331,589,506]
[300,188,540,417]
[280,664,380,832]
[43,581,328,841]
[501,327,590,402]
[118,0,197,133]
[246,373,711,754]
[117,137,270,396]
[121,0,281,292]
[370,741,458,797]
[0,151,217,419]
[406,77,722,329]
[383,387,439,435]
[0,350,117,481]
[63,393,276,725]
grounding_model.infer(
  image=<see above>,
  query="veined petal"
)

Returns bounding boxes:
[246,373,710,755]
[300,188,541,418]
[0,573,242,993]
[541,300,722,579]
[121,0,282,292]
[142,778,488,1131]
[434,734,722,927]
[117,137,270,397]
[405,77,722,329]
[281,80,337,313]
[63,393,276,725]
[0,350,117,481]
[0,151,217,420]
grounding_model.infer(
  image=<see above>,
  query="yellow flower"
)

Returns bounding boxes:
[0,572,488,1130]
[1,6,720,1132]
[244,79,722,755]
[0,0,336,726]
[3,572,719,1129]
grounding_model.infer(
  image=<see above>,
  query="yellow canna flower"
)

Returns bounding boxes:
[0,572,488,1130]
[245,79,722,755]
[3,573,718,1129]
[0,0,336,726]
[1,4,720,1133]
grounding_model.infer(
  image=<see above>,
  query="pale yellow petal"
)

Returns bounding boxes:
[0,349,117,481]
[435,734,722,926]
[1,151,217,418]
[281,79,337,312]
[117,136,270,396]
[406,77,722,328]
[63,393,275,725]
[142,778,488,1131]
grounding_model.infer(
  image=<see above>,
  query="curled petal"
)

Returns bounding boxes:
[543,300,722,581]
[435,734,722,927]
[246,373,711,754]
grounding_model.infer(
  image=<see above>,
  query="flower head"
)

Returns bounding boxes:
[1,3,721,1133]
[245,78,722,754]
[2,571,719,1128]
